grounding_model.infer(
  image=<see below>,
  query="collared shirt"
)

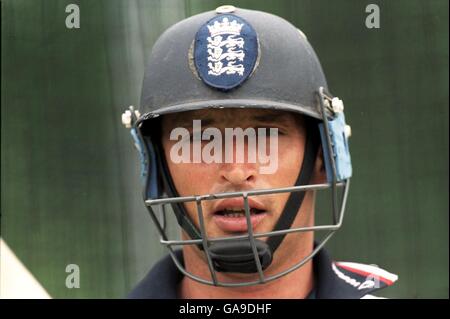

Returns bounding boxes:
[127,248,397,299]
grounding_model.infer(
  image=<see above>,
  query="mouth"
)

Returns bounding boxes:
[211,198,268,233]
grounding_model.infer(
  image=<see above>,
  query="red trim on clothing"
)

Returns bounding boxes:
[335,263,394,286]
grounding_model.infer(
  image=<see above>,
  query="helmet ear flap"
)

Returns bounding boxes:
[144,135,161,199]
[318,113,352,183]
[317,89,352,183]
[130,127,161,200]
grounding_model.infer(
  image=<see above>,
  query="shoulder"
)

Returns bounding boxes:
[127,252,183,299]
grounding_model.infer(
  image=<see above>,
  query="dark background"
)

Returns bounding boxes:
[2,0,448,298]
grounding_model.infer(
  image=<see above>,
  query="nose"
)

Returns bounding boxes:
[218,132,259,186]
[220,163,257,186]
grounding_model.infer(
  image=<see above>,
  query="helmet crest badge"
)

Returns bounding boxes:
[193,14,259,90]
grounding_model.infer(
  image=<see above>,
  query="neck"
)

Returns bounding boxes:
[179,254,314,299]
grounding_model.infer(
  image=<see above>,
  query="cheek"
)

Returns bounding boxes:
[163,144,217,222]
[163,142,217,196]
[170,164,216,195]
[269,136,304,187]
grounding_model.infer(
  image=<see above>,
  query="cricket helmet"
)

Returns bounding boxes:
[122,5,352,287]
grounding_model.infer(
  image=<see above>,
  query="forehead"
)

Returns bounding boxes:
[161,108,302,127]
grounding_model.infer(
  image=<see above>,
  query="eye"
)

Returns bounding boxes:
[256,127,286,136]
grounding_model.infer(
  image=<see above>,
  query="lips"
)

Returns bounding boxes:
[211,198,267,233]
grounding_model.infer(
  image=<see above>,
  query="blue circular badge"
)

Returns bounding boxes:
[194,14,259,91]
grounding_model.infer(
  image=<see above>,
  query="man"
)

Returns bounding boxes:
[122,5,397,298]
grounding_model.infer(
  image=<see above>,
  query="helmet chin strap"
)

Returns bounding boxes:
[152,120,320,274]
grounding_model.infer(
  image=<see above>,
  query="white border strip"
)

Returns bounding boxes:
[1,238,51,299]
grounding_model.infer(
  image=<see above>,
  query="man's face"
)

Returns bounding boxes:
[160,108,320,275]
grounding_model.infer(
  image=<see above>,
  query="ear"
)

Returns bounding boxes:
[311,146,327,184]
